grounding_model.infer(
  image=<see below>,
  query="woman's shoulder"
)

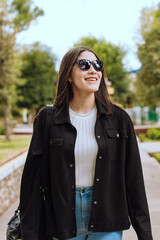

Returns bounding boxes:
[33,105,58,129]
[112,103,133,124]
[35,105,57,120]
[112,103,128,115]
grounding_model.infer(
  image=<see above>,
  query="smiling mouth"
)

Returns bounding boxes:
[85,78,98,81]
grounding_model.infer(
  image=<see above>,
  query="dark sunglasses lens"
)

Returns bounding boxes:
[93,60,103,71]
[77,59,103,71]
[78,60,90,70]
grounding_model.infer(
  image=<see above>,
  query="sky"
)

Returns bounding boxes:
[17,0,160,71]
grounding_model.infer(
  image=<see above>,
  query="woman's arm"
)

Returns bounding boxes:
[20,109,45,240]
[124,112,153,240]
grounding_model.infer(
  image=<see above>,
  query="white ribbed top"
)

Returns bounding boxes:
[69,105,98,187]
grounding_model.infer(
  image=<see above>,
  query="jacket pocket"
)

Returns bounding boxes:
[105,128,128,139]
[105,128,128,161]
[49,137,64,147]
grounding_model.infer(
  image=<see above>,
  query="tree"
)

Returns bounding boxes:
[136,3,160,107]
[0,0,44,140]
[74,36,130,104]
[16,42,57,122]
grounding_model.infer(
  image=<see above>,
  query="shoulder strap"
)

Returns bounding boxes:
[40,105,54,201]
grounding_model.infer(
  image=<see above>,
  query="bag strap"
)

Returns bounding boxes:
[40,105,54,201]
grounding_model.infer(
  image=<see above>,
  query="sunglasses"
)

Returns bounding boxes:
[76,59,104,72]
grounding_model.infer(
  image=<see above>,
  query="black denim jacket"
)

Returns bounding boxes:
[20,100,153,240]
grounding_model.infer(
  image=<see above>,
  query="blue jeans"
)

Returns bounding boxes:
[53,186,122,240]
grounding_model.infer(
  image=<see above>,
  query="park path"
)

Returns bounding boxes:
[0,142,160,240]
[123,142,160,240]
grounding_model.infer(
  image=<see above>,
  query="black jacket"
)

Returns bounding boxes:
[20,100,153,240]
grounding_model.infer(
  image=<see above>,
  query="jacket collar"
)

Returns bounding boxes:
[54,99,111,124]
[96,98,109,118]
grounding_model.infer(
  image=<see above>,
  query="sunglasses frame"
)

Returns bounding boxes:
[75,59,104,72]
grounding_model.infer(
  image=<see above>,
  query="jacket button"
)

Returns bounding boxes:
[69,164,74,168]
[97,135,100,138]
[71,185,74,189]
[72,207,75,211]
[90,225,94,228]
[94,201,98,205]
[116,133,120,137]
[98,156,102,159]
[96,178,100,182]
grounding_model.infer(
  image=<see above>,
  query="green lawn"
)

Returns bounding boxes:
[153,153,160,163]
[138,133,159,142]
[0,136,31,165]
[138,133,160,164]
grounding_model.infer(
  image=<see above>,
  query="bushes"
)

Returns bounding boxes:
[146,128,160,140]
[153,153,160,163]
[0,125,5,135]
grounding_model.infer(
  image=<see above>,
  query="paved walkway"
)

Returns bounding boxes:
[123,142,160,240]
[0,142,160,240]
[140,141,160,153]
[13,124,33,134]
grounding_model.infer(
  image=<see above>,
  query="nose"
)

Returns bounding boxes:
[88,64,97,74]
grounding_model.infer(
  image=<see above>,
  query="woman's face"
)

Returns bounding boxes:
[69,51,102,97]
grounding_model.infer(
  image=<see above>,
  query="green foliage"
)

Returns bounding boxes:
[138,134,148,142]
[0,0,44,140]
[0,1,19,91]
[9,0,44,32]
[136,3,160,106]
[0,0,44,89]
[74,36,130,104]
[153,152,160,163]
[17,42,57,110]
[0,125,5,135]
[146,128,160,140]
[0,104,4,117]
[0,0,44,94]
[138,133,159,142]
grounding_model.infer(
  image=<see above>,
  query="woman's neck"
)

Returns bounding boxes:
[69,94,95,114]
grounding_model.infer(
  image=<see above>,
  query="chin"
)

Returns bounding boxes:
[87,87,99,93]
[91,86,100,91]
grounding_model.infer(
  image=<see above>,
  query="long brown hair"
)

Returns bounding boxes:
[54,46,113,114]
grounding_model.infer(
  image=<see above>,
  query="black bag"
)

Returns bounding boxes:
[6,208,21,240]
[6,106,53,240]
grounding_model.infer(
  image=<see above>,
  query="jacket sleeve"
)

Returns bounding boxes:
[20,109,45,240]
[124,112,153,240]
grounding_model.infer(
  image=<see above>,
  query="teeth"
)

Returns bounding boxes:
[86,78,97,81]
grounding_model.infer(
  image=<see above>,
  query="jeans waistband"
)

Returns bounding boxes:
[76,186,93,192]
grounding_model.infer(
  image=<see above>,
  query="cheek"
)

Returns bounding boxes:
[70,68,83,82]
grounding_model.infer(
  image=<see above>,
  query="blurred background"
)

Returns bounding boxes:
[1,0,160,140]
[0,0,160,239]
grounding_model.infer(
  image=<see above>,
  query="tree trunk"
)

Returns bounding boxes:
[28,109,34,124]
[2,92,10,141]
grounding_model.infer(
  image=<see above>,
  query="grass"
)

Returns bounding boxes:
[138,133,160,142]
[0,136,31,165]
[138,132,160,164]
[152,153,160,163]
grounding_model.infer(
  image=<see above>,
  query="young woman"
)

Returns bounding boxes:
[20,46,153,240]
